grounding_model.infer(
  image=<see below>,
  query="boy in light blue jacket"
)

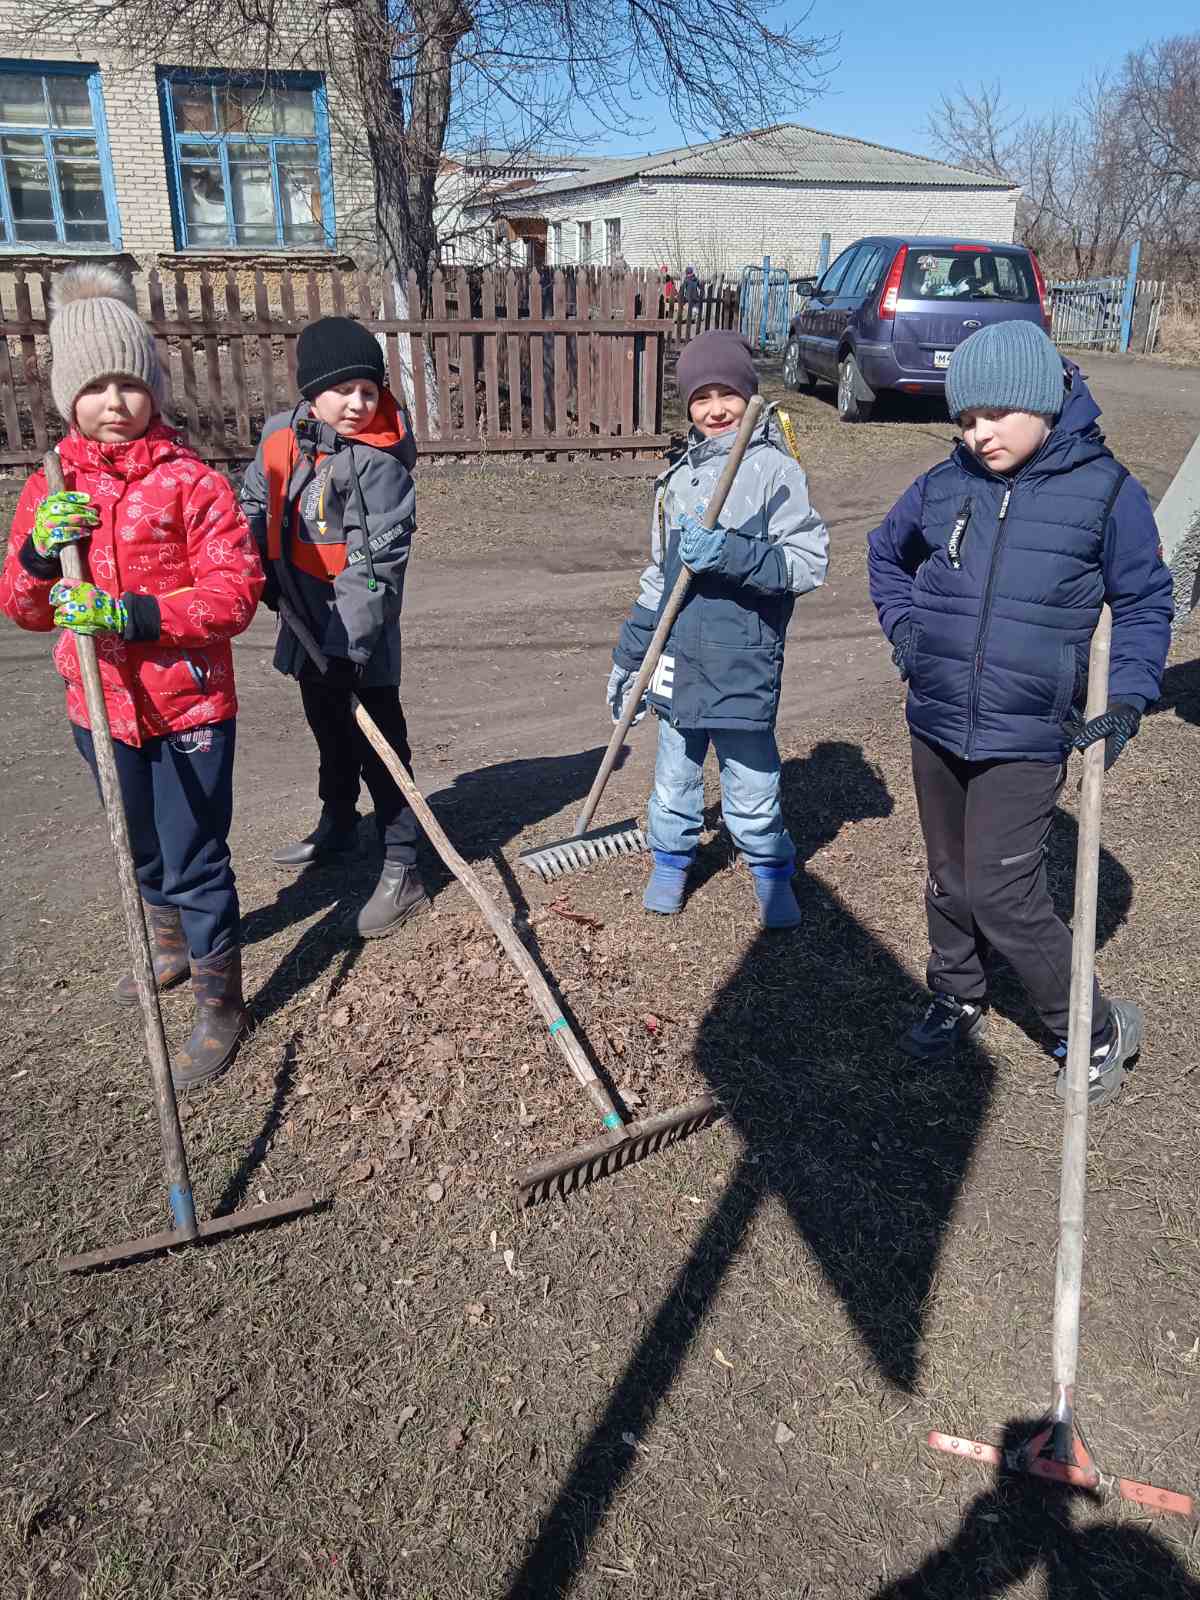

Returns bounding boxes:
[609,332,829,926]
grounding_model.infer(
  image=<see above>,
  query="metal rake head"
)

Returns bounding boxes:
[518,823,647,882]
[518,1096,723,1205]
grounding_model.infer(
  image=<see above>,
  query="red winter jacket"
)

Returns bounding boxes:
[0,424,264,747]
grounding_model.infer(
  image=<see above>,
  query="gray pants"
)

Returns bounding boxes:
[910,734,1111,1042]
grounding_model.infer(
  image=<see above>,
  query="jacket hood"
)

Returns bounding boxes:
[294,391,412,462]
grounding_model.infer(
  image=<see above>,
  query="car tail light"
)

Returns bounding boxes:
[878,245,908,319]
[1029,250,1052,332]
[952,243,988,252]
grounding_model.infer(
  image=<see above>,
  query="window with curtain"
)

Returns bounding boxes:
[160,72,334,250]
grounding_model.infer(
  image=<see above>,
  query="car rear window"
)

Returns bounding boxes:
[901,248,1037,304]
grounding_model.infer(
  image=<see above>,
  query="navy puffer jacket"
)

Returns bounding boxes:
[868,366,1172,762]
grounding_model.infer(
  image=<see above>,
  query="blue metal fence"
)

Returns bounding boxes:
[739,257,807,352]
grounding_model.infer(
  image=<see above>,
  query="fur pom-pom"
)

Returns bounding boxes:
[50,264,137,318]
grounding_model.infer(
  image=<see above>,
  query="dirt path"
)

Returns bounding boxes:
[2,356,1199,1599]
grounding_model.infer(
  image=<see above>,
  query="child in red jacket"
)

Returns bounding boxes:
[0,267,264,1089]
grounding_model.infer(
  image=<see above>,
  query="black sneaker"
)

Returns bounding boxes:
[899,994,986,1059]
[1053,999,1142,1109]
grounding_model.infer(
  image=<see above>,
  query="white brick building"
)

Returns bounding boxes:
[470,125,1019,275]
[0,0,375,268]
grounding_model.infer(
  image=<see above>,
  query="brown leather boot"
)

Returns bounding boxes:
[115,903,189,1005]
[173,948,249,1090]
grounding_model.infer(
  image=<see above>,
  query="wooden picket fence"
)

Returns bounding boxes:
[0,263,735,470]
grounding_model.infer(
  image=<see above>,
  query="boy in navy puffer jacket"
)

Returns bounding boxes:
[610,331,829,927]
[868,321,1172,1106]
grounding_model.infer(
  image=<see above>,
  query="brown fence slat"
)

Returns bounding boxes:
[620,273,637,439]
[13,271,48,452]
[406,270,430,442]
[552,270,568,441]
[146,269,173,404]
[528,269,547,451]
[576,270,592,440]
[172,273,203,446]
[505,270,522,440]
[306,269,322,322]
[279,270,299,395]
[331,271,346,316]
[356,269,373,323]
[224,272,251,450]
[198,271,226,452]
[480,270,499,442]
[430,270,452,439]
[253,271,276,423]
[455,267,477,442]
[0,284,24,455]
[640,271,660,438]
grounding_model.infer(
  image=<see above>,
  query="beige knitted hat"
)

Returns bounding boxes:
[49,265,168,424]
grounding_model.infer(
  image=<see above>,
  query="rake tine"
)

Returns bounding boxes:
[518,1096,724,1206]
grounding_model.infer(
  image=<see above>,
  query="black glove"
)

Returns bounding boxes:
[890,622,912,682]
[1062,701,1142,770]
[260,570,281,613]
[322,655,361,691]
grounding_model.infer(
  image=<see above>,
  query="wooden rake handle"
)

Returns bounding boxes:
[44,451,198,1237]
[276,599,627,1142]
[571,393,766,837]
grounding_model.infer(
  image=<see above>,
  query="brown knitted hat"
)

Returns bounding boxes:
[48,265,168,423]
[676,330,759,409]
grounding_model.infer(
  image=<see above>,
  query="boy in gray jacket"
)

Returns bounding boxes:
[240,316,425,938]
[610,331,829,926]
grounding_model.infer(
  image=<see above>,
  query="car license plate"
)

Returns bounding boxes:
[933,350,952,369]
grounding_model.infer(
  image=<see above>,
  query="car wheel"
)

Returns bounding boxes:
[837,353,875,423]
[782,337,814,392]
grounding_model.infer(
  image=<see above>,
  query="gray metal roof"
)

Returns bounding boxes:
[504,124,1011,201]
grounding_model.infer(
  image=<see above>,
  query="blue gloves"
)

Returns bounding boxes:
[678,512,727,574]
[606,663,647,726]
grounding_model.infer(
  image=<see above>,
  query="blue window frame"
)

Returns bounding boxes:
[0,61,120,249]
[159,71,335,251]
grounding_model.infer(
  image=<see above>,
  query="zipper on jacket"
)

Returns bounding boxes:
[965,484,1012,756]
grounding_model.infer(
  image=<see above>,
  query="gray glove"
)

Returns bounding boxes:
[606,663,647,726]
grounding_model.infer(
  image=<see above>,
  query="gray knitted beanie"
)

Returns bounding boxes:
[49,265,168,424]
[676,330,759,408]
[945,320,1065,422]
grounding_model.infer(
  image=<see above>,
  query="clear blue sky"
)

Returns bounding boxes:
[601,0,1198,161]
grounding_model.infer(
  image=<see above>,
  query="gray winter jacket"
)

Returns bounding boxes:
[614,408,829,730]
[240,403,417,687]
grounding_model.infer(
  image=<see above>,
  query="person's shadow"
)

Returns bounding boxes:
[1150,659,1200,729]
[502,741,1144,1600]
[870,1418,1200,1598]
[504,742,991,1598]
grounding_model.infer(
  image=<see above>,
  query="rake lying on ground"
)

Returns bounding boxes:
[277,600,724,1205]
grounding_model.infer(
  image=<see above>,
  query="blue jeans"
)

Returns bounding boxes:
[647,719,793,867]
[73,719,240,959]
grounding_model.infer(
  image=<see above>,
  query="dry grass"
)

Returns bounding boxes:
[1155,309,1200,366]
[4,654,1200,1598]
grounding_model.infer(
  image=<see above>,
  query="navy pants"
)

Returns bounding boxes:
[297,669,419,866]
[73,719,240,960]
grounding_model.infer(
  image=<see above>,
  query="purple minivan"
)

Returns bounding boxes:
[783,236,1052,422]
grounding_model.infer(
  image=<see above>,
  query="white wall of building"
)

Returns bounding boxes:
[488,174,1019,274]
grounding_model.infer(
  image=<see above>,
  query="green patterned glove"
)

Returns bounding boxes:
[32,491,99,559]
[49,580,127,637]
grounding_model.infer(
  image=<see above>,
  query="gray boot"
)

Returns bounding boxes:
[115,902,189,1005]
[356,862,428,939]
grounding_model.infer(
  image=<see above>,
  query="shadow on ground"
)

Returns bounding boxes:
[499,738,1140,1600]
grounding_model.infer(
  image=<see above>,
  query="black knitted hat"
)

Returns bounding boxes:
[676,330,759,408]
[296,315,385,399]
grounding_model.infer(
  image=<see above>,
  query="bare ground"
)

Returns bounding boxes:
[2,355,1200,1599]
